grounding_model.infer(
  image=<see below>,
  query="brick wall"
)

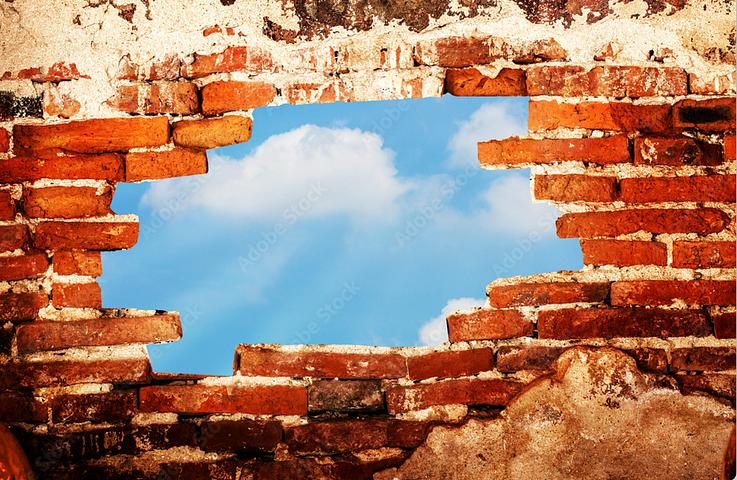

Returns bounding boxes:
[0,0,734,478]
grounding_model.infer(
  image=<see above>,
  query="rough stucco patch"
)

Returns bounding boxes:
[375,347,735,480]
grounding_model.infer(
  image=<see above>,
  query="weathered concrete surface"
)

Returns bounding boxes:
[375,347,735,480]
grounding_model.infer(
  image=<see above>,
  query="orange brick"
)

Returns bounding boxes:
[446,308,533,342]
[201,81,276,115]
[0,291,48,323]
[16,312,181,352]
[725,135,736,161]
[386,378,524,414]
[22,186,113,219]
[0,357,150,389]
[673,98,736,131]
[0,252,48,281]
[14,117,169,154]
[0,224,29,252]
[556,208,729,238]
[0,191,15,220]
[43,89,81,118]
[109,83,199,115]
[526,66,687,97]
[479,136,630,167]
[689,72,736,95]
[406,348,494,381]
[445,68,527,96]
[53,250,103,276]
[0,153,125,182]
[618,176,735,203]
[51,282,102,308]
[182,46,275,79]
[34,220,139,251]
[0,128,8,152]
[173,115,253,149]
[580,240,667,266]
[672,241,736,269]
[534,174,617,202]
[416,37,495,67]
[285,83,338,105]
[634,137,722,166]
[529,100,672,133]
[487,282,609,308]
[235,345,406,379]
[125,147,207,182]
[139,384,307,415]
[538,307,709,339]
[610,280,735,307]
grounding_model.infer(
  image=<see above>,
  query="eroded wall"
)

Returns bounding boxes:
[0,0,735,478]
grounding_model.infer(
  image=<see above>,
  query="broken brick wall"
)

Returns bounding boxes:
[0,0,734,478]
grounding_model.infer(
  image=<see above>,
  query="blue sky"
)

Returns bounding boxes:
[101,96,583,375]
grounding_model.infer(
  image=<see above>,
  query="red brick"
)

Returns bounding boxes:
[0,153,125,182]
[0,391,46,422]
[673,98,736,131]
[619,176,735,203]
[673,241,736,269]
[173,115,253,149]
[285,419,429,455]
[671,347,736,372]
[529,100,672,133]
[537,307,710,339]
[610,280,736,307]
[675,373,735,400]
[0,325,11,355]
[199,419,282,453]
[109,83,199,115]
[621,348,669,373]
[386,378,524,414]
[117,54,181,81]
[43,89,81,118]
[496,346,565,372]
[182,46,275,79]
[556,208,729,238]
[0,292,48,323]
[235,345,406,379]
[725,135,736,161]
[14,117,169,154]
[201,81,276,116]
[712,311,736,339]
[0,357,150,389]
[16,312,181,352]
[407,348,494,381]
[689,72,736,95]
[447,308,533,342]
[526,66,687,97]
[416,36,566,67]
[479,135,630,167]
[53,250,102,276]
[139,384,307,415]
[487,282,609,308]
[444,68,527,96]
[22,186,113,219]
[0,128,8,152]
[0,225,28,252]
[48,390,137,423]
[0,191,15,220]
[51,282,101,308]
[581,239,668,266]
[34,220,139,251]
[22,62,87,83]
[307,380,384,413]
[285,82,338,105]
[125,147,207,182]
[0,252,48,281]
[534,174,617,202]
[634,137,721,166]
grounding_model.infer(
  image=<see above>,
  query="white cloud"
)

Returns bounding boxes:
[447,101,527,168]
[141,125,413,223]
[418,297,485,346]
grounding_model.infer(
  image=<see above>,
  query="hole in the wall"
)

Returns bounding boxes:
[101,96,583,375]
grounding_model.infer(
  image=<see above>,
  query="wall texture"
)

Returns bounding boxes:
[0,0,735,478]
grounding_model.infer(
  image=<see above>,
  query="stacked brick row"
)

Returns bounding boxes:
[0,30,734,478]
